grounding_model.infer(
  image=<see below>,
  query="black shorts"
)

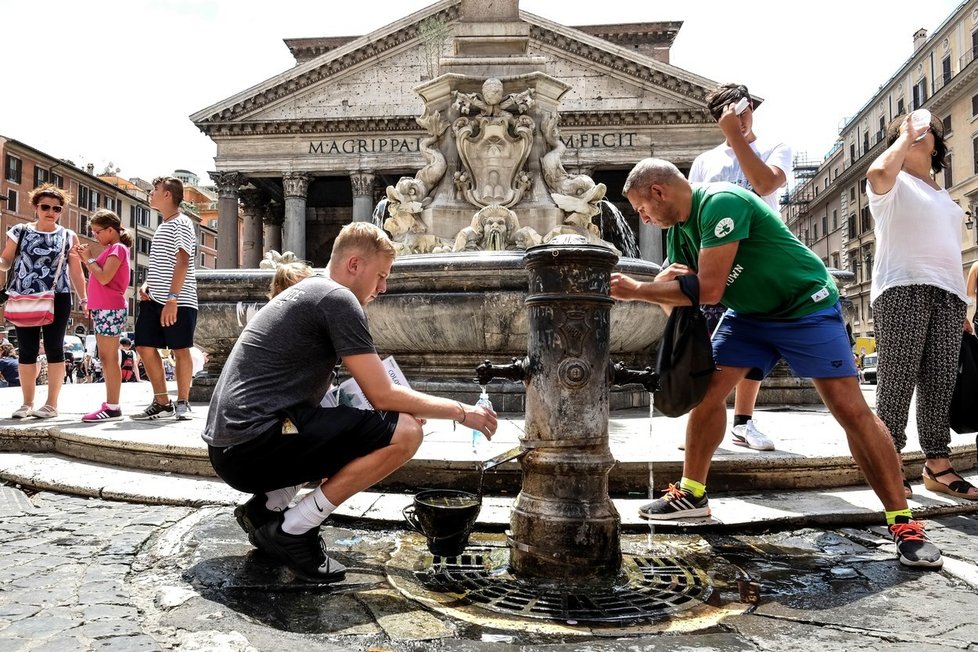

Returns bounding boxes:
[208,405,400,494]
[134,300,197,350]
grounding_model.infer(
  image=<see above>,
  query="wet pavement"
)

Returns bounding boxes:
[4,483,978,651]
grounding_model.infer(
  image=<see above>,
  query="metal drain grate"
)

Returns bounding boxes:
[417,550,712,623]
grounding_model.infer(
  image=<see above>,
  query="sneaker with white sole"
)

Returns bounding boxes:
[254,522,347,583]
[639,483,711,520]
[889,517,943,569]
[731,419,775,451]
[82,403,123,423]
[130,400,174,421]
[174,400,192,420]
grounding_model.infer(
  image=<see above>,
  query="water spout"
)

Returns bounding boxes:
[597,199,640,258]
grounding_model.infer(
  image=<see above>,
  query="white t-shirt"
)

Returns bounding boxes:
[867,170,967,304]
[689,137,792,210]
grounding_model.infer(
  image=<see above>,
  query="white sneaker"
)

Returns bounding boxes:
[731,419,775,451]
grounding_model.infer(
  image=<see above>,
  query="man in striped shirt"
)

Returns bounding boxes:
[132,176,198,421]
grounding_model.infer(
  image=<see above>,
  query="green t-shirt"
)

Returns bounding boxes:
[667,183,837,319]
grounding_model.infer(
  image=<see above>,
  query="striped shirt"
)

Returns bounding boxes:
[147,213,197,309]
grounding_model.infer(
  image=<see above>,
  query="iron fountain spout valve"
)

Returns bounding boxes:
[475,357,529,386]
[611,361,659,393]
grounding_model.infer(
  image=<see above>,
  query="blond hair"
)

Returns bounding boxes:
[270,261,314,297]
[330,222,396,262]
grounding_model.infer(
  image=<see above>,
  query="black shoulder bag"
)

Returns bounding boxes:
[652,274,716,418]
[0,227,28,306]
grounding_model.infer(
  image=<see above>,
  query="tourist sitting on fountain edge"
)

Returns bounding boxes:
[202,222,498,583]
[610,158,943,570]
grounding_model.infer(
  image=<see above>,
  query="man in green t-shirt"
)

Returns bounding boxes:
[611,158,941,570]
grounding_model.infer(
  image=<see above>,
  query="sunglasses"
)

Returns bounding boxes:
[38,203,63,213]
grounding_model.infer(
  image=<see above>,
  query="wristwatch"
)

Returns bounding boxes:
[87,257,97,266]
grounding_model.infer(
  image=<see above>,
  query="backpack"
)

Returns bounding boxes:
[652,275,716,418]
[120,349,136,382]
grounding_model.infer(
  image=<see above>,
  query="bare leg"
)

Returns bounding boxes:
[682,367,748,483]
[172,348,193,402]
[733,378,761,415]
[98,335,122,405]
[319,413,424,506]
[44,362,65,408]
[18,363,37,406]
[813,376,907,511]
[136,346,169,404]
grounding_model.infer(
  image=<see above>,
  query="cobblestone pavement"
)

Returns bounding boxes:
[5,483,978,651]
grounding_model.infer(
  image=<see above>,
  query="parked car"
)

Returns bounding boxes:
[64,335,86,362]
[862,352,878,384]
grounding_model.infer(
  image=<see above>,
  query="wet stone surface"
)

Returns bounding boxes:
[4,485,978,650]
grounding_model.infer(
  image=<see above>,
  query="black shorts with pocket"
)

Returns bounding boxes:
[208,404,400,494]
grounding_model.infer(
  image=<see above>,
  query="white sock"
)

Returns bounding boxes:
[281,489,337,535]
[106,403,119,410]
[264,486,300,512]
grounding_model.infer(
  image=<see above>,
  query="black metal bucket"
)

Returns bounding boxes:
[403,489,482,557]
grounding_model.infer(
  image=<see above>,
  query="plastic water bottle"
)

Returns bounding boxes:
[472,388,492,453]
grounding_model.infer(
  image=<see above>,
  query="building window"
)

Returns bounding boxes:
[813,223,818,241]
[78,185,89,210]
[850,143,856,160]
[945,153,953,188]
[850,187,856,201]
[860,178,867,194]
[137,236,151,255]
[4,155,22,184]
[943,114,952,136]
[943,55,952,85]
[973,94,978,117]
[89,190,99,212]
[897,97,905,114]
[832,209,838,230]
[80,214,91,237]
[973,136,978,174]
[6,189,17,213]
[33,165,48,188]
[912,78,927,109]
[50,171,64,188]
[822,214,828,235]
[860,205,872,233]
[831,252,840,269]
[848,213,856,235]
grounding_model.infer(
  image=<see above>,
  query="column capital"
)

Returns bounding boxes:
[282,172,312,198]
[349,170,376,197]
[238,187,267,214]
[262,200,284,226]
[210,171,246,198]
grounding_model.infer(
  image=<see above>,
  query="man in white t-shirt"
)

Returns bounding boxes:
[688,83,792,451]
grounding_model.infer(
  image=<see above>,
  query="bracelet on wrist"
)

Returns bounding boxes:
[166,293,179,300]
[456,401,466,425]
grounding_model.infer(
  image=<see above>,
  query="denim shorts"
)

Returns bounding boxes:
[712,302,858,380]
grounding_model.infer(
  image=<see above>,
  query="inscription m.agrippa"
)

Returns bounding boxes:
[308,138,421,155]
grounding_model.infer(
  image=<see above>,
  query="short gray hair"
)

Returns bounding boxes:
[622,158,685,197]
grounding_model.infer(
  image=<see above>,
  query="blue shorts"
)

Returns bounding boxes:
[712,302,858,380]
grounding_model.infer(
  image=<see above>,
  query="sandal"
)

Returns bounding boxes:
[922,465,978,501]
[29,405,58,419]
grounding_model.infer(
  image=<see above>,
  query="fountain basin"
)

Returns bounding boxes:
[191,252,663,409]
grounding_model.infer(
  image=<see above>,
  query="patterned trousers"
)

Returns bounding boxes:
[873,284,966,458]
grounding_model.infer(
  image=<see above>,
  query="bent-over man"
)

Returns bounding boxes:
[611,158,942,569]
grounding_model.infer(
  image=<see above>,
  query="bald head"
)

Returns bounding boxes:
[622,158,692,229]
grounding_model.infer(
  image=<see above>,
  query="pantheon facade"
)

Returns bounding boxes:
[192,0,726,267]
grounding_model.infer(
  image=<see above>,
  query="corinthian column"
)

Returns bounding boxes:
[238,187,266,268]
[210,171,245,269]
[282,173,311,260]
[350,171,376,223]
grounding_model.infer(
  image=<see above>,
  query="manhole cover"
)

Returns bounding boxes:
[416,548,712,623]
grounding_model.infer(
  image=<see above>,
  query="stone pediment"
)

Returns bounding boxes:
[190,0,719,136]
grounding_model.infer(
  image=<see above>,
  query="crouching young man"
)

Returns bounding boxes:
[203,223,497,582]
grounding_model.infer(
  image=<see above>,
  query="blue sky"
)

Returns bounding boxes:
[0,0,962,186]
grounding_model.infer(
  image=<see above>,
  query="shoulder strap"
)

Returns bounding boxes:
[4,227,28,291]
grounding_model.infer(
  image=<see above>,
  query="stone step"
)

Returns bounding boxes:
[3,450,978,532]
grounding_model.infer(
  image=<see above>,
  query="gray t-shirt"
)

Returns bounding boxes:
[202,276,376,447]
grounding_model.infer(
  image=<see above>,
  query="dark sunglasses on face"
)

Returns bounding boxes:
[38,203,63,213]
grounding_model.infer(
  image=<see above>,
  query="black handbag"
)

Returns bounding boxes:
[949,332,978,434]
[653,275,716,417]
[0,227,27,306]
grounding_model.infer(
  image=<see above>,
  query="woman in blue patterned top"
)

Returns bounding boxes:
[0,184,87,419]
